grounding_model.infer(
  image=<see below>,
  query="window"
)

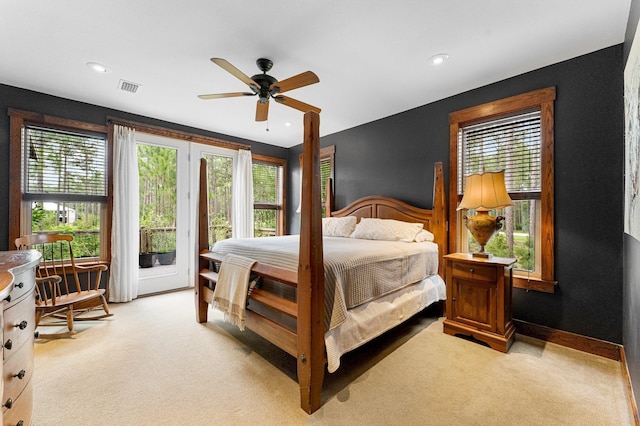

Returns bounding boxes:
[252,154,286,236]
[9,110,109,261]
[449,88,556,292]
[203,152,234,244]
[299,145,335,217]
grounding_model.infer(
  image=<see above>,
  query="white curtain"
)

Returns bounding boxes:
[232,149,254,238]
[109,124,139,302]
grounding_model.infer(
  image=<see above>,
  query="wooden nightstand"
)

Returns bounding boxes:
[443,253,516,352]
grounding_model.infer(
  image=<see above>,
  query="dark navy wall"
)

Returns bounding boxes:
[290,45,624,344]
[0,84,287,251]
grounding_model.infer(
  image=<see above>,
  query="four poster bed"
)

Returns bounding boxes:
[195,112,447,413]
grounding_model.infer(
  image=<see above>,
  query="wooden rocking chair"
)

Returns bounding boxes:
[15,233,113,338]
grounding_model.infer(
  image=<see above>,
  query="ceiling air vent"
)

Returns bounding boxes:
[118,79,141,93]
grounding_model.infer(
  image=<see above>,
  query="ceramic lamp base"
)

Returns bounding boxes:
[465,210,503,257]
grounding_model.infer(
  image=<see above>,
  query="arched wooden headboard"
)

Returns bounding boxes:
[325,162,447,278]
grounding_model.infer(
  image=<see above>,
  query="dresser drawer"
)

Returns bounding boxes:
[3,269,36,309]
[3,296,35,361]
[3,342,33,403]
[450,261,496,282]
[2,377,32,426]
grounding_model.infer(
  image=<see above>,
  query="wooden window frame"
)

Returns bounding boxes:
[449,87,557,293]
[252,153,287,236]
[8,109,110,262]
[299,145,335,216]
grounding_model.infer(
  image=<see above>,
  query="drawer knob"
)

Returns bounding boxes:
[34,331,40,339]
[4,294,11,303]
[3,339,12,350]
[469,268,474,273]
[14,370,26,380]
[16,282,24,289]
[16,320,28,330]
[3,397,13,409]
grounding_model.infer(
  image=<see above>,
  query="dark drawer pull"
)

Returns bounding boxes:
[16,320,28,330]
[3,397,13,409]
[4,339,12,350]
[16,282,24,289]
[14,370,26,380]
[34,331,40,339]
[469,268,474,273]
[4,294,11,303]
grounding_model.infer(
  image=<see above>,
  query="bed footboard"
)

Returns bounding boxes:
[198,250,299,356]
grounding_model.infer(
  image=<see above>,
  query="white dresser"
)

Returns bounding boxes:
[0,250,40,426]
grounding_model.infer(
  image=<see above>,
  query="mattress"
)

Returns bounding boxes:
[325,274,446,372]
[211,235,440,331]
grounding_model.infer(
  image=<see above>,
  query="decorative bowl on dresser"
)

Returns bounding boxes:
[1,250,41,426]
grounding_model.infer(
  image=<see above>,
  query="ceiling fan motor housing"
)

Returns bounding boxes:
[251,72,278,103]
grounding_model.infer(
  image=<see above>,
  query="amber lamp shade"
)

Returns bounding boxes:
[457,171,513,258]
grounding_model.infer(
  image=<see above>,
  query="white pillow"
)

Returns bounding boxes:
[322,216,357,237]
[414,229,435,242]
[352,218,423,242]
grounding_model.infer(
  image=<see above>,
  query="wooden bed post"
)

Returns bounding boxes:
[196,158,209,323]
[432,162,447,278]
[297,111,325,414]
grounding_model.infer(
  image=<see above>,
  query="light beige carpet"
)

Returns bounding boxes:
[32,289,634,425]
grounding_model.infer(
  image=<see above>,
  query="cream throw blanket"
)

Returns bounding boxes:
[212,253,257,331]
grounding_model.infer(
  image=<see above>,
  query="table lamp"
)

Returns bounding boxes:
[457,170,513,258]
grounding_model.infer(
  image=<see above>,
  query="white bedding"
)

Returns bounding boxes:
[211,235,444,372]
[212,235,439,330]
[325,274,445,372]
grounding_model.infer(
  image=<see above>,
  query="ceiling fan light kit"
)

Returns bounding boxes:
[199,57,320,122]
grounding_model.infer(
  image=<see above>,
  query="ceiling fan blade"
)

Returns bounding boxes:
[273,95,321,114]
[255,99,269,122]
[270,71,319,94]
[211,58,259,91]
[198,92,255,100]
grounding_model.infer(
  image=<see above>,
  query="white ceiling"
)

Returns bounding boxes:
[0,1,631,148]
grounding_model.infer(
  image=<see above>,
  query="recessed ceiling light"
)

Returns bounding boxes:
[86,62,110,73]
[429,53,449,65]
[284,122,292,127]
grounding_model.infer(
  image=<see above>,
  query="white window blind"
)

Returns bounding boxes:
[458,110,541,198]
[23,126,107,201]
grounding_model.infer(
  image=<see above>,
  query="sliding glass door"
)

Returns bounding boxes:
[136,133,190,295]
[131,132,239,295]
[189,144,237,249]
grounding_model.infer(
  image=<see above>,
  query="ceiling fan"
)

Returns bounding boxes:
[199,58,321,122]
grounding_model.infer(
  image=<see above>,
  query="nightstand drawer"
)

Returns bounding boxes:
[450,261,496,282]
